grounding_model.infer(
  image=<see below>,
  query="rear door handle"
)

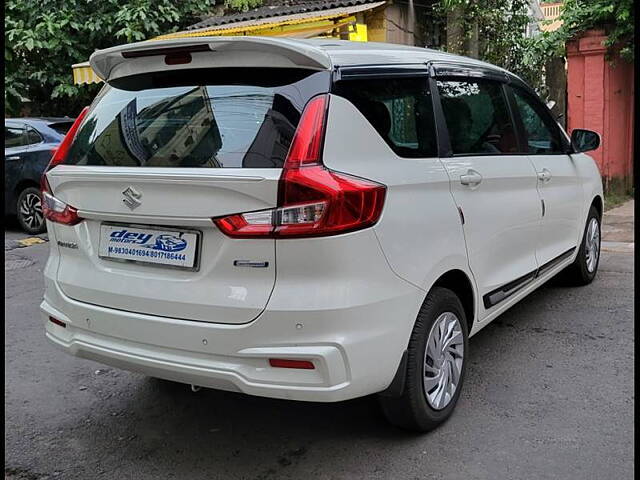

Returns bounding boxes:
[537,168,552,182]
[6,156,21,161]
[460,169,483,186]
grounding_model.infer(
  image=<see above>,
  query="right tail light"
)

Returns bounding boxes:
[213,95,386,239]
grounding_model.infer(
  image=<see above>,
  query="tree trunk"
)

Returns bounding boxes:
[446,5,464,54]
[545,56,567,129]
[465,19,479,58]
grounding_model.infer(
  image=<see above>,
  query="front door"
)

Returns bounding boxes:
[434,77,542,318]
[509,86,583,267]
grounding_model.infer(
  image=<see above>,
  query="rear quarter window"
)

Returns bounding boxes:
[26,127,43,145]
[5,125,26,148]
[333,77,437,158]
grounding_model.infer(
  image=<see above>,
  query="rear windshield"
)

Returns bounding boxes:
[48,121,74,136]
[66,69,329,168]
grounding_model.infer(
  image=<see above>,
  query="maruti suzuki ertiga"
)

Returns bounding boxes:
[41,37,603,432]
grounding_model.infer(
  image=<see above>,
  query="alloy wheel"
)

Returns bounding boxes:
[585,217,600,273]
[423,312,464,410]
[19,192,44,231]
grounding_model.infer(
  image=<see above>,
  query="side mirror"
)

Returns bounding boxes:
[571,129,600,153]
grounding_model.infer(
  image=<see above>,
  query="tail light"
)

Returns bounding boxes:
[42,191,81,226]
[214,95,386,239]
[41,106,89,226]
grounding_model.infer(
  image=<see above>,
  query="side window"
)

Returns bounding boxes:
[437,79,518,155]
[26,126,43,145]
[512,87,564,154]
[5,125,26,148]
[333,76,437,158]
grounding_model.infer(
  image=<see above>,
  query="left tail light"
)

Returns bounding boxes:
[42,191,81,226]
[213,95,386,239]
[41,106,88,226]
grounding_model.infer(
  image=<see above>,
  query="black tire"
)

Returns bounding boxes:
[558,206,601,286]
[16,186,46,235]
[379,287,469,432]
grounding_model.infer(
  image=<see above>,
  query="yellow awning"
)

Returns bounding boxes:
[72,61,102,85]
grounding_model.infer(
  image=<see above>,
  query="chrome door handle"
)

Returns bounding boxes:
[460,169,483,186]
[537,168,552,182]
[6,156,21,161]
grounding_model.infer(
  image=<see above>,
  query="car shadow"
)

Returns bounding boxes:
[60,374,417,478]
[4,215,21,232]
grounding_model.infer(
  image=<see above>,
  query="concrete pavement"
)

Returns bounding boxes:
[602,199,634,253]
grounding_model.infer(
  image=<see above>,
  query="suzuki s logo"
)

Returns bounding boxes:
[122,186,142,210]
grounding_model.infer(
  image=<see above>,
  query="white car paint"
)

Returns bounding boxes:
[439,153,542,319]
[41,38,603,403]
[48,166,281,323]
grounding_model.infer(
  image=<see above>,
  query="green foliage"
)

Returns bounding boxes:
[4,0,230,117]
[543,0,634,62]
[225,0,264,12]
[435,0,546,90]
[435,0,634,93]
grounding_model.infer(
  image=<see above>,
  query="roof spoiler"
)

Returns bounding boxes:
[89,37,332,82]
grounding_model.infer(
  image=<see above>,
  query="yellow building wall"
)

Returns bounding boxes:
[365,7,387,42]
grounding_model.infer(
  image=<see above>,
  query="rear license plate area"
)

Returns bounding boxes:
[98,223,201,270]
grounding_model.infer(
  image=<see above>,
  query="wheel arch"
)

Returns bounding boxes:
[15,179,41,199]
[379,268,476,399]
[591,195,603,220]
[431,269,476,334]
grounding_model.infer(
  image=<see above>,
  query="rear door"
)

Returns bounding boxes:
[46,68,329,323]
[507,85,583,267]
[433,75,541,316]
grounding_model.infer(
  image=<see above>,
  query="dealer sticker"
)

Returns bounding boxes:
[98,224,199,269]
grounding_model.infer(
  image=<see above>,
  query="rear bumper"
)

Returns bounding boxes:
[43,298,350,401]
[42,228,424,402]
[42,284,421,402]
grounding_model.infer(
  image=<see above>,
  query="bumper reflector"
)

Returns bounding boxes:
[269,358,315,369]
[49,316,66,328]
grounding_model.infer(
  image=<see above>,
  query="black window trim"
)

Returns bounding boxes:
[333,64,430,82]
[429,62,511,84]
[428,76,451,158]
[430,75,525,158]
[506,84,573,155]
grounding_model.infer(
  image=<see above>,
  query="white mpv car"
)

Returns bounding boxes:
[41,37,603,431]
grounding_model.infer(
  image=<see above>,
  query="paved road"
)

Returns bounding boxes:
[5,228,634,480]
